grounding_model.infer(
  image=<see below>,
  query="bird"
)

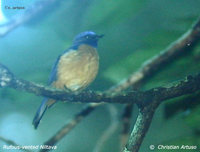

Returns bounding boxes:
[32,31,103,129]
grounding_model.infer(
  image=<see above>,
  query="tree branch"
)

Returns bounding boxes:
[1,63,200,105]
[123,102,158,152]
[39,103,100,152]
[38,105,101,152]
[109,17,200,93]
[120,104,134,151]
[93,105,119,152]
[118,17,200,151]
[39,17,200,151]
[122,74,199,152]
[0,16,200,152]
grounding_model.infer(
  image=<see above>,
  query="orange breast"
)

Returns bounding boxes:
[52,44,99,91]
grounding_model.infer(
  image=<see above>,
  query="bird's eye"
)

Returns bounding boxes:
[85,36,89,39]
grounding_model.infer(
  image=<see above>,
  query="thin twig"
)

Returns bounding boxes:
[93,105,119,152]
[40,103,100,151]
[109,17,200,93]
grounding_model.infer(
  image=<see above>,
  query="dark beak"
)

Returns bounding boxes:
[96,34,104,39]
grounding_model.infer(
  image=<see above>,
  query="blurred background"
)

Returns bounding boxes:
[0,0,200,152]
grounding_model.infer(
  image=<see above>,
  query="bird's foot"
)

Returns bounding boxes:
[64,85,72,93]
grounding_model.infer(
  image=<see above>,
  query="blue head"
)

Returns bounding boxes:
[72,31,104,48]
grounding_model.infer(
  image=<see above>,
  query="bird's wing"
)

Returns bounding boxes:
[48,55,61,85]
[48,49,70,85]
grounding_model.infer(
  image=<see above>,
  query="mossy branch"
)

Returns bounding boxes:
[0,63,200,105]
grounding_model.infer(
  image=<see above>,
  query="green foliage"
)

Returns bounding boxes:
[164,92,200,119]
[83,0,147,28]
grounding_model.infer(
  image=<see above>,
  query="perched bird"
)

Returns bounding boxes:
[33,31,103,129]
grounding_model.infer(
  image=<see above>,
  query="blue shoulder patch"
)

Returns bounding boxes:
[69,44,79,50]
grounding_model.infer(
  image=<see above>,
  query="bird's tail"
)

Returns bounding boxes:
[32,98,56,129]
